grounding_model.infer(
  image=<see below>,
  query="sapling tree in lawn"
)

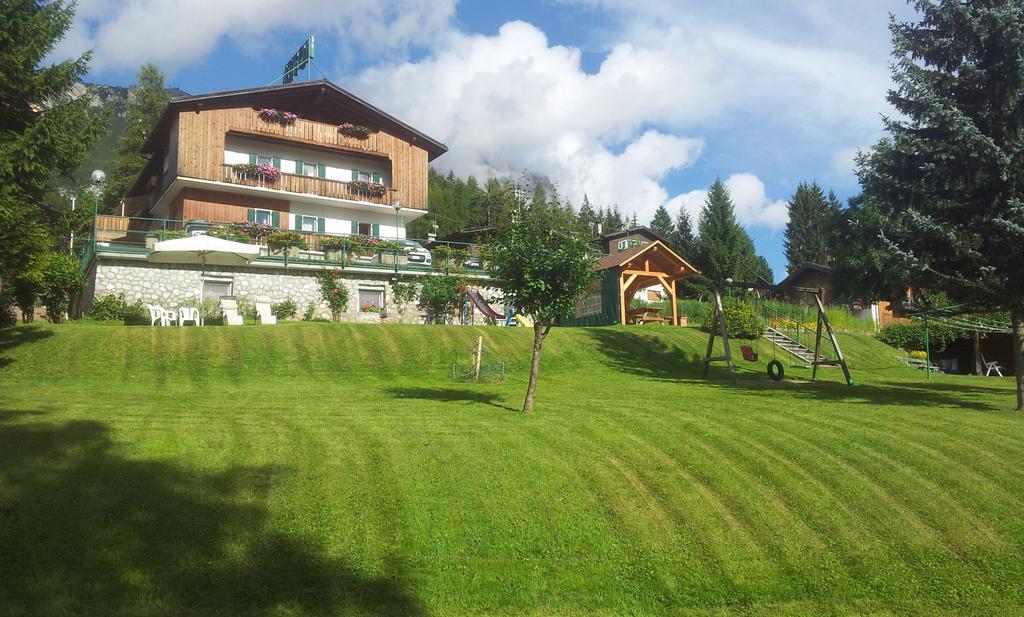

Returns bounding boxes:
[855,1,1024,410]
[487,189,598,413]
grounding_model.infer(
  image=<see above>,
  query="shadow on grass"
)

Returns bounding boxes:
[386,387,518,412]
[0,411,428,617]
[0,325,54,368]
[585,328,1008,412]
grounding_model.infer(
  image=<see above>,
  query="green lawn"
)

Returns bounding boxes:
[1,322,1022,616]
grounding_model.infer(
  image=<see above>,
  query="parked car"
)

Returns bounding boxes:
[463,254,483,269]
[398,239,432,265]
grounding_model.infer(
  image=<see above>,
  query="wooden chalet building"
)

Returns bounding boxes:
[80,80,476,321]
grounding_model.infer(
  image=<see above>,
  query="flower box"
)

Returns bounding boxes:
[338,123,376,139]
[379,253,408,265]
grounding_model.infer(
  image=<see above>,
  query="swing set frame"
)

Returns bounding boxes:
[702,281,853,385]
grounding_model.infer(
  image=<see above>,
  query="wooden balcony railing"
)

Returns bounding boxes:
[220,165,398,206]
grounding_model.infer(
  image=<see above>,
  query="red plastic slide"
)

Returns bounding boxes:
[467,288,504,320]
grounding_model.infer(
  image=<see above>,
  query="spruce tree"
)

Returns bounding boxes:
[856,0,1024,409]
[102,63,170,212]
[696,179,750,283]
[0,0,106,292]
[783,181,836,272]
[649,205,674,240]
[577,194,599,235]
[605,206,624,232]
[673,206,696,258]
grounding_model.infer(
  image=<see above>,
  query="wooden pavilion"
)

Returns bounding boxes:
[567,240,699,326]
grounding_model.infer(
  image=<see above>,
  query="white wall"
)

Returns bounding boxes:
[288,202,407,239]
[223,135,390,185]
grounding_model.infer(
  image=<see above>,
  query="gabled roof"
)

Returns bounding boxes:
[599,226,674,247]
[140,80,448,161]
[778,262,832,288]
[596,240,700,275]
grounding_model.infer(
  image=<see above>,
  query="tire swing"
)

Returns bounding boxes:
[767,359,784,381]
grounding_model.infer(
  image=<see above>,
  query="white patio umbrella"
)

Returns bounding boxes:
[147,235,261,269]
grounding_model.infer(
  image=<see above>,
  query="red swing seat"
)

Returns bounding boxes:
[740,345,758,362]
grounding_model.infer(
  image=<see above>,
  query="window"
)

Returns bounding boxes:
[359,288,383,311]
[576,293,601,318]
[616,239,642,251]
[254,209,272,226]
[256,155,272,166]
[302,162,318,177]
[357,171,371,182]
[202,278,232,302]
[358,222,372,236]
[301,215,317,232]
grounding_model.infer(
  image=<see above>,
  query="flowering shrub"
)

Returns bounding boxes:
[207,225,249,243]
[338,123,375,138]
[239,220,272,240]
[316,270,349,321]
[265,231,309,252]
[360,303,380,313]
[257,108,297,126]
[232,163,281,183]
[348,180,387,197]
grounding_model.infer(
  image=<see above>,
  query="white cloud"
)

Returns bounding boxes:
[52,0,456,71]
[348,21,708,219]
[666,173,788,232]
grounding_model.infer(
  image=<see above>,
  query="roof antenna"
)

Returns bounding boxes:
[268,35,327,86]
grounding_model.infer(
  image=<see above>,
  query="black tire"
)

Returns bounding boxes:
[767,360,784,381]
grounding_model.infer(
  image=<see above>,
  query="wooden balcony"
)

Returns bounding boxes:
[219,165,399,206]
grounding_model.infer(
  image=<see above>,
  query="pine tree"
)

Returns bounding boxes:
[0,0,106,292]
[673,206,696,258]
[605,206,624,232]
[783,181,836,272]
[649,205,673,240]
[696,179,751,283]
[577,194,599,235]
[629,212,639,228]
[855,0,1024,409]
[102,63,170,212]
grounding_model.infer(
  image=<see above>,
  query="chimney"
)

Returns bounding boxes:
[595,221,603,236]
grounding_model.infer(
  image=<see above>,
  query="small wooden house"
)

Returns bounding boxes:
[565,240,699,326]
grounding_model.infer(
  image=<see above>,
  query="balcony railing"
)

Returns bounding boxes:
[221,165,398,206]
[84,215,489,276]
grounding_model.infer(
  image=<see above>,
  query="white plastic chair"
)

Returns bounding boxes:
[147,305,163,326]
[254,296,277,325]
[981,353,1005,377]
[158,306,177,326]
[220,298,244,326]
[179,307,202,326]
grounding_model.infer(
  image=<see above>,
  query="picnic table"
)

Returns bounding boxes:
[627,306,668,325]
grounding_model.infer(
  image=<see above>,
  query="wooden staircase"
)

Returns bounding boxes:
[763,327,825,365]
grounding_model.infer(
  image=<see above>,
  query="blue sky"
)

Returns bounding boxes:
[57,0,917,279]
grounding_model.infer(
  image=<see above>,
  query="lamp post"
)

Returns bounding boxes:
[392,199,402,240]
[90,169,105,252]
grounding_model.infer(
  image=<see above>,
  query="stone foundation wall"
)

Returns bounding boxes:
[85,258,425,322]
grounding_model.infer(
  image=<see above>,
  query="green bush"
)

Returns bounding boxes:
[876,321,956,352]
[271,298,298,320]
[418,272,464,319]
[37,252,84,323]
[266,231,308,252]
[0,290,16,328]
[235,296,258,323]
[207,226,249,243]
[701,297,763,340]
[87,294,146,321]
[316,271,349,321]
[303,302,317,321]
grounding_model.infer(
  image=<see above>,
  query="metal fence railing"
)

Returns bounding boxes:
[82,214,490,276]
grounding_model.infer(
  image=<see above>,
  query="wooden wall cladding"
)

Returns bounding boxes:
[175,108,429,210]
